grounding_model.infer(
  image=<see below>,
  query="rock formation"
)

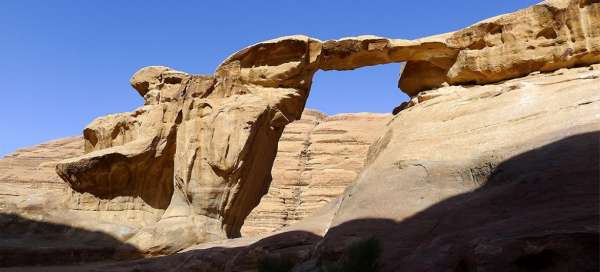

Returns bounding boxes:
[0,110,388,245]
[11,61,595,272]
[241,110,390,236]
[0,0,598,270]
[51,0,600,255]
[0,110,387,265]
[307,63,600,271]
[0,137,82,214]
[0,138,145,266]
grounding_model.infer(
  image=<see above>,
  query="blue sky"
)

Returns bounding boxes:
[0,0,540,156]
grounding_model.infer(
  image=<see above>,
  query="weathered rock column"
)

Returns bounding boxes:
[57,36,323,254]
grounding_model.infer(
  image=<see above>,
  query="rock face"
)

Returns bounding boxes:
[442,0,600,87]
[241,110,391,236]
[0,138,146,266]
[0,137,82,213]
[55,64,305,254]
[306,64,600,272]
[49,0,599,256]
[0,110,387,266]
[0,110,389,250]
[19,63,597,272]
[1,0,598,269]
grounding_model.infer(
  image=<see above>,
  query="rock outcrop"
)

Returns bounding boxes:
[0,138,146,266]
[55,65,303,254]
[15,62,597,272]
[50,0,600,256]
[1,0,598,269]
[0,110,388,265]
[305,63,600,272]
[218,0,600,95]
[0,137,82,213]
[241,110,391,236]
[0,110,389,249]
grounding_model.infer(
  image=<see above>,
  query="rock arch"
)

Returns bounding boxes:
[56,0,600,254]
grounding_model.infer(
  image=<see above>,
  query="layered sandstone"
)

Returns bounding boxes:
[55,68,297,254]
[0,137,82,213]
[0,138,145,266]
[0,0,597,268]
[301,64,600,271]
[24,63,599,272]
[220,0,600,95]
[50,0,600,256]
[0,110,389,241]
[241,110,391,236]
[0,110,388,266]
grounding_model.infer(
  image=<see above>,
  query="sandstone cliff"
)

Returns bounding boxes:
[309,63,600,271]
[0,137,82,213]
[50,0,600,255]
[241,110,390,236]
[19,63,595,272]
[0,0,598,270]
[0,110,389,239]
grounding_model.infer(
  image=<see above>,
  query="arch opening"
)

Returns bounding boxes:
[242,63,407,236]
[306,63,409,114]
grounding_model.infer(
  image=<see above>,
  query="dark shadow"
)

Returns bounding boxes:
[9,132,598,271]
[95,230,322,272]
[0,213,142,267]
[315,132,600,271]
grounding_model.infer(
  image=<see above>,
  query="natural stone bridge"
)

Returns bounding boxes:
[56,0,599,254]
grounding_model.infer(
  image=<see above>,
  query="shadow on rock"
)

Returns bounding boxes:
[96,230,322,272]
[11,132,598,271]
[0,213,142,267]
[314,132,600,271]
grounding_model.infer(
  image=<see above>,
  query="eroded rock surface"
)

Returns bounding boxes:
[51,0,600,257]
[307,64,600,272]
[1,0,598,269]
[241,110,391,236]
[0,110,389,264]
[55,64,303,255]
[0,137,82,213]
[0,138,145,266]
[17,62,598,272]
[218,0,600,95]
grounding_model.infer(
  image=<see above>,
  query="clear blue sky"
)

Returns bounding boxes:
[0,0,540,156]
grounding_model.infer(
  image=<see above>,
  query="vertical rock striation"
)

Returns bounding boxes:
[241,110,391,236]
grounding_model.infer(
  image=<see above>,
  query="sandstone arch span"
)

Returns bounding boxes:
[56,0,600,254]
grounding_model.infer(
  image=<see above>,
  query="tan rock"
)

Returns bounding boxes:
[51,0,599,257]
[11,59,598,272]
[308,64,600,271]
[0,137,82,212]
[218,0,600,95]
[56,67,295,254]
[0,138,146,266]
[1,0,597,267]
[241,110,391,236]
[442,0,600,87]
